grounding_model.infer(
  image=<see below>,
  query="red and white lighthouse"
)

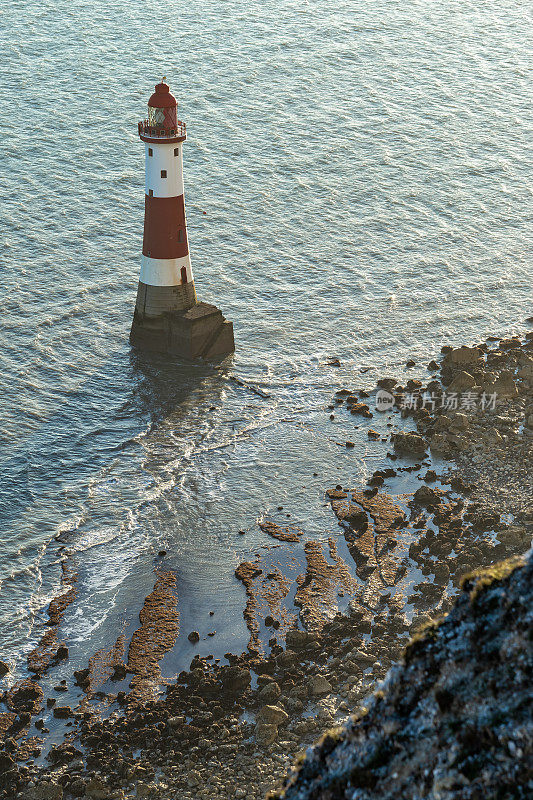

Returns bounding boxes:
[130,80,234,359]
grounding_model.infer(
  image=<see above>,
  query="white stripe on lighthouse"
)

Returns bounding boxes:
[140,254,193,286]
[145,142,184,198]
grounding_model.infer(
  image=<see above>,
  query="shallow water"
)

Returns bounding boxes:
[0,0,531,685]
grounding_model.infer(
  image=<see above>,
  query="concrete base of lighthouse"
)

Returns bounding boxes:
[130,301,235,361]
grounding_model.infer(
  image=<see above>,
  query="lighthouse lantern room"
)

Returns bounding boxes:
[130,80,235,360]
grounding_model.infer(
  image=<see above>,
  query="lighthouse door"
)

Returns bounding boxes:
[181,266,188,284]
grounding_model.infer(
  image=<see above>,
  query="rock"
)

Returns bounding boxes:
[73,668,90,687]
[285,629,313,650]
[271,557,532,800]
[428,360,440,371]
[67,779,86,798]
[409,612,434,636]
[335,503,368,531]
[348,541,371,569]
[443,345,484,368]
[433,562,450,584]
[448,412,470,431]
[497,526,529,550]
[393,432,427,457]
[429,433,452,456]
[168,715,186,728]
[378,537,398,556]
[424,470,437,482]
[518,360,533,383]
[255,722,278,746]
[257,681,281,704]
[48,743,82,765]
[326,488,347,499]
[55,645,69,660]
[277,650,298,668]
[9,681,43,712]
[25,782,63,800]
[309,675,333,696]
[136,782,157,798]
[491,369,517,397]
[111,663,127,681]
[449,475,473,493]
[476,369,499,391]
[286,697,305,714]
[0,660,9,677]
[406,359,416,368]
[357,563,377,581]
[481,427,503,446]
[0,751,14,771]
[413,486,443,508]
[221,666,251,693]
[52,706,71,719]
[368,429,380,439]
[498,337,521,350]
[446,370,476,393]
[187,771,201,788]
[16,710,32,727]
[377,378,397,391]
[258,704,289,725]
[84,776,109,800]
[348,402,373,418]
[433,414,452,432]
[188,631,200,643]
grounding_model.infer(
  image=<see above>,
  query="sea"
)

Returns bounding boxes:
[0,0,531,697]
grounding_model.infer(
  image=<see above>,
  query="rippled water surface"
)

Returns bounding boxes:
[0,1,531,674]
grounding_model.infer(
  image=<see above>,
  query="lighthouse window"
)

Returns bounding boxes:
[174,147,179,156]
[178,229,184,242]
[148,148,153,157]
[161,169,167,178]
[149,189,153,197]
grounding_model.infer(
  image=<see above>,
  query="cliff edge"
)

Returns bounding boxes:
[270,555,532,800]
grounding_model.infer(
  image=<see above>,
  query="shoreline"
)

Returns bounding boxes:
[1,328,531,800]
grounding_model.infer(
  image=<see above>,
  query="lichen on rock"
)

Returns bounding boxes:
[270,556,533,800]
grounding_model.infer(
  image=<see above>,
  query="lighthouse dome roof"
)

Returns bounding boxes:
[148,82,177,109]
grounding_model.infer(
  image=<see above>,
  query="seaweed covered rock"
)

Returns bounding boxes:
[270,555,532,800]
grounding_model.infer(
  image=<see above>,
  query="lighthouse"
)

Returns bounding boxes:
[130,80,235,359]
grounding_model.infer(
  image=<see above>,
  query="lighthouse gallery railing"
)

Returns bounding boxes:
[138,121,187,138]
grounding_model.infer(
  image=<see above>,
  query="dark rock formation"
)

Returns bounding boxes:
[270,555,532,800]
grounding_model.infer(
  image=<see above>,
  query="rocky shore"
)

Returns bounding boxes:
[1,330,531,800]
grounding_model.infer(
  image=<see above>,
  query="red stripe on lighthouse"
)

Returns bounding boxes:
[142,195,189,260]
